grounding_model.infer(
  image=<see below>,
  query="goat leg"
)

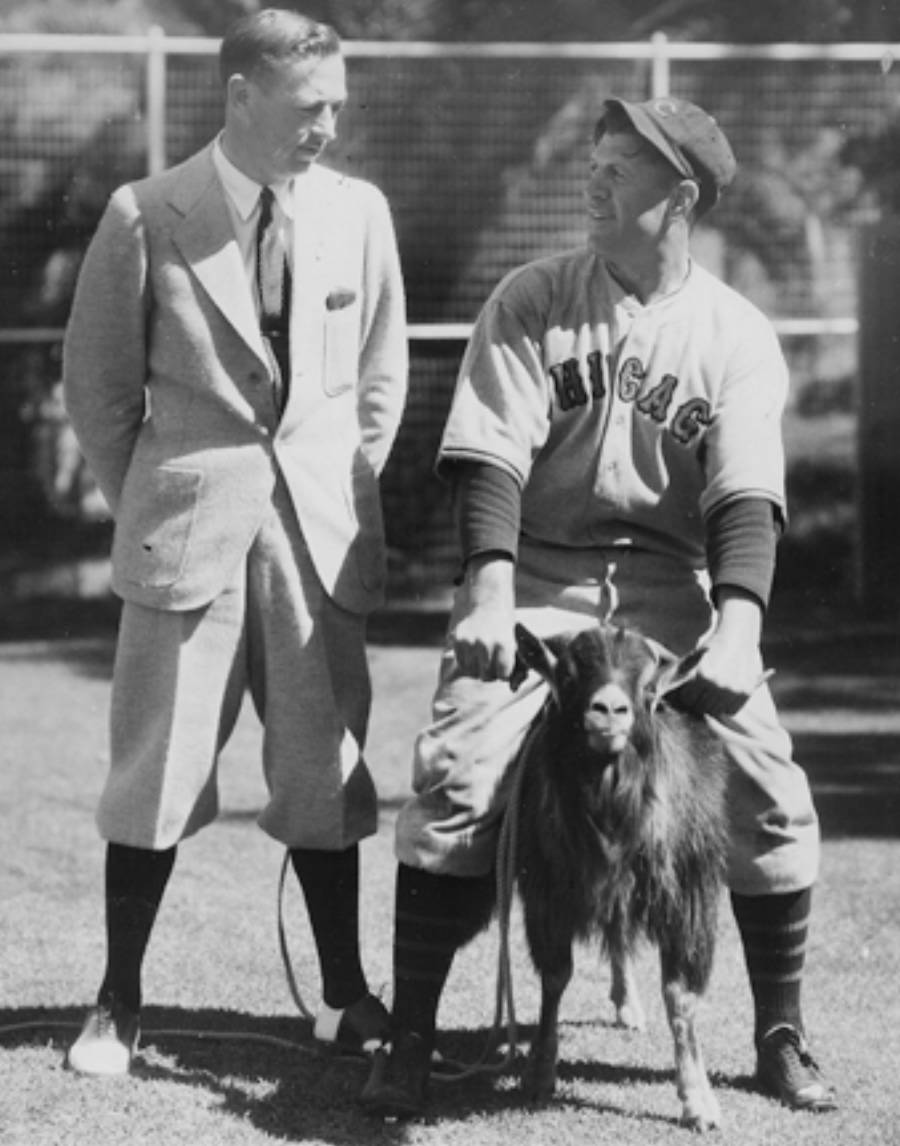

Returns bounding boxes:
[522,927,574,1103]
[660,954,721,1131]
[608,937,646,1031]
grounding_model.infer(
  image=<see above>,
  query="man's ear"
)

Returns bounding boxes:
[670,177,700,221]
[226,73,252,115]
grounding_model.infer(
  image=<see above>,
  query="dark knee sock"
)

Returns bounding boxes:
[290,845,367,1010]
[731,887,811,1044]
[99,842,177,1014]
[391,863,496,1041]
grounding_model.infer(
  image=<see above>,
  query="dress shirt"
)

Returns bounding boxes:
[212,137,295,321]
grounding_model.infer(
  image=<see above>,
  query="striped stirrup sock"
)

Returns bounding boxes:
[731,888,811,1043]
[390,863,495,1039]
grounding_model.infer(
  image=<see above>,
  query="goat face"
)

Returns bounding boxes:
[516,623,665,759]
[583,677,634,755]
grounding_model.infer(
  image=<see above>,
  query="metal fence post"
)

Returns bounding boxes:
[650,31,670,97]
[145,24,167,175]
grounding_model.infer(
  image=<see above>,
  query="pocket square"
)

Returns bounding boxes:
[326,288,357,311]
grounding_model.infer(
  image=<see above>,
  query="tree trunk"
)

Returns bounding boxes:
[857,218,900,618]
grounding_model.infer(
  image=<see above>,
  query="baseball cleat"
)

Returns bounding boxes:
[755,1025,837,1112]
[358,1027,432,1119]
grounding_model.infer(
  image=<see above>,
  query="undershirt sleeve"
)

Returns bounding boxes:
[450,461,522,564]
[706,496,782,610]
[451,465,779,611]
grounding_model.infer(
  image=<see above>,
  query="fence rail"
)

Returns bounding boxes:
[0,317,862,346]
[1,30,889,334]
[1,29,896,343]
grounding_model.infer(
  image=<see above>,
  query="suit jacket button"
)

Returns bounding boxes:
[248,371,261,385]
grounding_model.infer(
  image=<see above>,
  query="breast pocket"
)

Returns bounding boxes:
[113,465,203,588]
[323,303,360,396]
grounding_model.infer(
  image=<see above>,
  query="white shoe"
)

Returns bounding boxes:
[67,1000,140,1076]
[313,993,389,1055]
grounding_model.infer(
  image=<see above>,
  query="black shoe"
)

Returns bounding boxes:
[313,993,390,1055]
[67,998,140,1076]
[756,1026,837,1111]
[359,1028,432,1119]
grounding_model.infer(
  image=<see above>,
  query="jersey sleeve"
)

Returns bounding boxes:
[699,311,788,521]
[437,290,551,485]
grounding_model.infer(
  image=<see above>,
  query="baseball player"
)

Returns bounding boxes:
[360,96,836,1118]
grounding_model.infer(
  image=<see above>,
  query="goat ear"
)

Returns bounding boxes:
[513,624,560,701]
[649,646,706,711]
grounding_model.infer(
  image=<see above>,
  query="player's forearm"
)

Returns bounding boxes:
[451,461,521,566]
[706,496,779,610]
[712,587,764,649]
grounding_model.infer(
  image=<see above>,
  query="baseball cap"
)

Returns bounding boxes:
[598,96,737,214]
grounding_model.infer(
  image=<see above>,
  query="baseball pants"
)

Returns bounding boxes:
[97,479,377,851]
[395,539,820,896]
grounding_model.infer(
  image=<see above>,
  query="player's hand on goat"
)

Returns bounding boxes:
[665,588,772,716]
[451,554,518,680]
[671,641,773,717]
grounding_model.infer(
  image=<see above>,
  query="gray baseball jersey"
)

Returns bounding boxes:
[439,248,788,565]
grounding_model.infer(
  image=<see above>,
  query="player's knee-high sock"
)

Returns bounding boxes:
[731,887,811,1043]
[99,842,177,1014]
[290,844,367,1010]
[390,863,495,1043]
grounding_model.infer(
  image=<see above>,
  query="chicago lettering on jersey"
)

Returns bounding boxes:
[547,352,711,445]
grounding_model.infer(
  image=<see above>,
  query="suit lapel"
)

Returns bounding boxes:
[280,168,333,424]
[169,148,269,368]
[291,168,333,347]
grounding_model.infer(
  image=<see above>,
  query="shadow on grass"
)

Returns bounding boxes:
[0,1005,756,1136]
[0,1004,404,1143]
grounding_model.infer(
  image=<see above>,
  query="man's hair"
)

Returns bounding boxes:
[593,104,678,177]
[592,101,633,143]
[219,7,341,87]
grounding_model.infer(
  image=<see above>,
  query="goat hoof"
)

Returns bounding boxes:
[615,1001,647,1031]
[522,1057,556,1105]
[680,1091,721,1132]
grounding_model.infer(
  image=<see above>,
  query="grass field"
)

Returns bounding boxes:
[1,605,899,1146]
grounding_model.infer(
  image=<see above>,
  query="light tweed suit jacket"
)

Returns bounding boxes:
[63,143,408,615]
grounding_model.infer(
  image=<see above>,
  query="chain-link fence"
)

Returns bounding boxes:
[1,33,897,604]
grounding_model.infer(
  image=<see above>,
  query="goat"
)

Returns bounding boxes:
[508,622,729,1130]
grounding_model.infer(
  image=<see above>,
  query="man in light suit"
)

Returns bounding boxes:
[63,8,408,1075]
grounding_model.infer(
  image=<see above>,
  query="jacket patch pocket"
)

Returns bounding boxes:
[114,465,203,589]
[323,304,359,396]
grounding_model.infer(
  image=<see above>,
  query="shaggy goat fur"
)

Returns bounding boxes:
[510,622,729,1130]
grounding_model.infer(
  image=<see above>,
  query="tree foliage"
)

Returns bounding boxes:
[3,0,899,41]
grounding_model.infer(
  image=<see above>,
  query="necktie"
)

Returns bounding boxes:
[255,185,292,410]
